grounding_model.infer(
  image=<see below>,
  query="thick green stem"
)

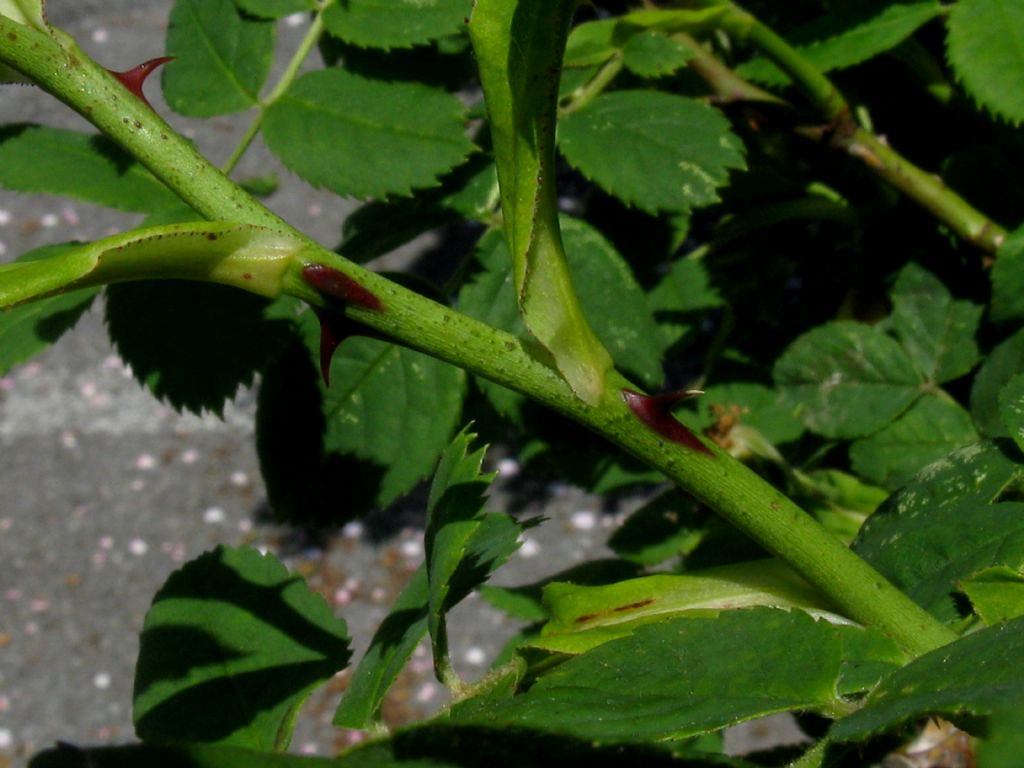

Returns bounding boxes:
[0,14,957,657]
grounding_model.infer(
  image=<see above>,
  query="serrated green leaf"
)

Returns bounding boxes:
[738,2,942,86]
[622,31,693,78]
[774,321,924,439]
[888,262,982,383]
[0,125,178,212]
[106,281,291,416]
[1000,374,1024,453]
[454,609,842,741]
[234,0,313,19]
[991,225,1024,327]
[321,337,467,508]
[323,0,472,50]
[559,91,745,215]
[0,244,98,376]
[834,624,906,697]
[960,566,1024,625]
[425,428,498,677]
[853,440,1024,622]
[849,395,979,490]
[263,69,475,199]
[947,0,1024,124]
[469,0,613,405]
[972,329,1024,437]
[133,545,351,750]
[831,615,1024,741]
[163,0,274,117]
[647,256,724,351]
[334,514,525,728]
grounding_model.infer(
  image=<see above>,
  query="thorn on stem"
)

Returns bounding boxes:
[622,389,713,455]
[108,56,174,108]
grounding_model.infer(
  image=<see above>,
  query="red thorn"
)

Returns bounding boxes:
[302,264,383,312]
[622,389,713,455]
[312,308,386,387]
[109,56,174,108]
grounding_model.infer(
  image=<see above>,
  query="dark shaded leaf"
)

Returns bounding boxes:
[133,546,350,749]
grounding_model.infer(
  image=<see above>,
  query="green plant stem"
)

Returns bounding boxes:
[694,3,1009,253]
[675,31,785,106]
[558,55,624,118]
[0,15,957,658]
[222,4,330,175]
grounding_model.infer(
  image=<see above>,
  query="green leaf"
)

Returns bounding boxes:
[335,514,525,728]
[0,125,178,212]
[106,281,290,416]
[133,545,351,750]
[695,382,806,446]
[774,321,924,439]
[234,0,313,19]
[531,560,843,655]
[972,329,1024,437]
[454,609,843,740]
[0,245,98,376]
[622,31,693,78]
[853,440,1024,622]
[991,225,1024,327]
[263,69,475,199]
[559,91,745,215]
[564,19,617,68]
[27,728,753,768]
[323,0,472,50]
[424,428,497,677]
[163,0,274,117]
[849,395,979,490]
[647,256,724,351]
[960,566,1024,625]
[1000,374,1024,453]
[738,2,943,86]
[947,0,1024,124]
[608,491,708,566]
[831,615,1024,741]
[888,262,982,383]
[469,0,613,405]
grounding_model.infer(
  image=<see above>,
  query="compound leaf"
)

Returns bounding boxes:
[133,545,351,750]
[559,91,745,215]
[163,0,274,117]
[263,69,475,199]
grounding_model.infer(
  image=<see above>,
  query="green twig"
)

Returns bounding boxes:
[693,3,1009,253]
[0,13,958,658]
[222,3,330,175]
[558,56,624,118]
